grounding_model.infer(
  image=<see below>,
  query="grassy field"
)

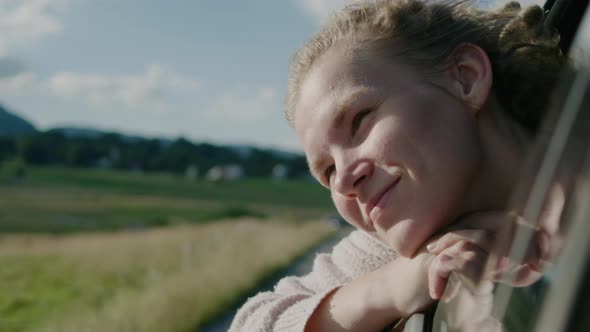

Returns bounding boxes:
[4,166,333,208]
[0,166,334,233]
[0,220,336,332]
[0,166,338,331]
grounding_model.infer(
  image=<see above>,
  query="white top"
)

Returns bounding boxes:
[229,230,398,332]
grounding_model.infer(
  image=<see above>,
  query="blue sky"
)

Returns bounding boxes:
[0,0,545,151]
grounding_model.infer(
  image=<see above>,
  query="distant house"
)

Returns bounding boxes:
[224,164,243,180]
[272,164,289,181]
[205,166,224,181]
[185,164,199,181]
[95,148,120,169]
[205,164,243,181]
[110,148,121,163]
[96,156,112,169]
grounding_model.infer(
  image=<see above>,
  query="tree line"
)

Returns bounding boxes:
[0,130,311,179]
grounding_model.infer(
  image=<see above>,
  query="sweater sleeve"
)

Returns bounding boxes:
[228,230,397,332]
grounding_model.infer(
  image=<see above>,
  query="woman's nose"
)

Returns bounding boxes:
[332,161,373,198]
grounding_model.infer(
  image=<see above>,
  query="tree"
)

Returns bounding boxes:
[0,137,17,161]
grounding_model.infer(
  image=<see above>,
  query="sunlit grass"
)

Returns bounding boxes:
[0,166,333,211]
[0,219,336,332]
[0,186,266,232]
[0,166,337,330]
[0,166,334,233]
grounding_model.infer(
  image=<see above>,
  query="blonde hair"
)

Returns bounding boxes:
[286,0,564,132]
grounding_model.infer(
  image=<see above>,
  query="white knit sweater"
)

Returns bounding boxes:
[229,230,398,332]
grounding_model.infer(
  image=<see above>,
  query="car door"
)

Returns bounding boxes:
[403,0,590,331]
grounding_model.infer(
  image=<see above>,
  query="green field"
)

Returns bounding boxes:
[0,220,336,332]
[0,166,338,332]
[0,166,334,233]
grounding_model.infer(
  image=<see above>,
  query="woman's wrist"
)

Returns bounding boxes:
[305,256,432,332]
[386,252,434,316]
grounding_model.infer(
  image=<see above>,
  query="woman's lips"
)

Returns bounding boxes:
[368,175,401,225]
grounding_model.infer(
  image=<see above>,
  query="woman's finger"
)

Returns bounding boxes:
[484,224,547,278]
[441,275,462,303]
[428,241,488,299]
[444,211,550,273]
[428,254,453,300]
[488,262,544,286]
[445,241,487,282]
[427,229,493,254]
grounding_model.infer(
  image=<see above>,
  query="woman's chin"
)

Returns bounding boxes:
[380,222,432,258]
[381,233,420,258]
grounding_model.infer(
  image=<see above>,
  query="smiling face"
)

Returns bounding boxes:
[294,45,485,257]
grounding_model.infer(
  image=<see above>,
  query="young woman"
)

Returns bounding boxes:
[230,1,564,331]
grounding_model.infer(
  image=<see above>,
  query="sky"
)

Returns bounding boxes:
[0,0,547,152]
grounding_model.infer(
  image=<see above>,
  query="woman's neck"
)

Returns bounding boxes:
[463,97,533,214]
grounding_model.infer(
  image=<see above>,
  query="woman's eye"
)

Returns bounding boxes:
[324,165,335,185]
[351,109,372,136]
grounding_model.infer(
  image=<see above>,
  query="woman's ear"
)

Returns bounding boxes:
[448,43,493,115]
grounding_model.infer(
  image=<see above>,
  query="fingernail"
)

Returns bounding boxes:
[427,242,437,252]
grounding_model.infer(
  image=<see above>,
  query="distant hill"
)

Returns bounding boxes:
[0,104,37,136]
[48,127,156,143]
[49,127,106,139]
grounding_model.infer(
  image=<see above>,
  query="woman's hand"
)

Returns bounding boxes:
[424,210,551,301]
[305,251,437,332]
[389,250,438,316]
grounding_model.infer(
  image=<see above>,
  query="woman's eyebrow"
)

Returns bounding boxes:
[306,88,375,179]
[331,88,371,129]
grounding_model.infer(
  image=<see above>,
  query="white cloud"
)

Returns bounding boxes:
[205,87,277,121]
[0,71,38,95]
[48,64,200,108]
[0,0,73,55]
[0,64,200,111]
[0,56,25,77]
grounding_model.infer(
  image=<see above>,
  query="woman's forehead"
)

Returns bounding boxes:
[295,50,416,125]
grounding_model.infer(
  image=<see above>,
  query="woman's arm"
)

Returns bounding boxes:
[229,230,401,332]
[231,228,470,332]
[305,251,435,332]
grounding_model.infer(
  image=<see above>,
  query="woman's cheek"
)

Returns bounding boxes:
[332,193,367,230]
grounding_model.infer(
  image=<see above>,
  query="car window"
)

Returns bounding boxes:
[428,1,590,331]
